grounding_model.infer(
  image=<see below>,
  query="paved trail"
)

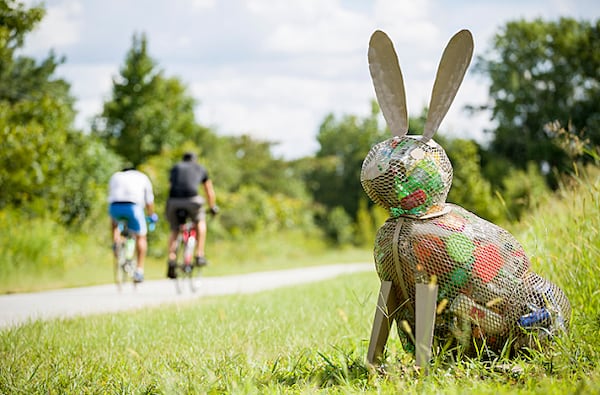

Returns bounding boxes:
[0,263,372,329]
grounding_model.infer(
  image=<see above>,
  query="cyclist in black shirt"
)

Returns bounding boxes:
[166,152,218,278]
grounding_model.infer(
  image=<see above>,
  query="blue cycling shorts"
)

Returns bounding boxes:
[109,203,147,236]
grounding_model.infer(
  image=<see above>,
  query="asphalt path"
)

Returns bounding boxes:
[0,263,372,329]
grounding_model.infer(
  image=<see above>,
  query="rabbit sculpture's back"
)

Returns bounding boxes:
[362,30,570,356]
[372,197,570,352]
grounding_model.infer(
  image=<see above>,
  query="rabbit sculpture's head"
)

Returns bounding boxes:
[362,136,452,217]
[361,30,473,218]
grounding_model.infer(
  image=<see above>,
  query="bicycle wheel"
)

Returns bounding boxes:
[183,231,200,292]
[183,261,201,293]
[174,246,201,293]
[123,258,137,289]
[114,242,126,291]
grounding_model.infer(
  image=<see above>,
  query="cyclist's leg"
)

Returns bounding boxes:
[127,204,147,275]
[186,196,207,265]
[166,198,183,262]
[109,203,129,255]
[165,198,183,279]
[196,218,207,258]
[167,230,179,261]
[166,229,178,280]
[135,234,147,272]
[110,219,120,256]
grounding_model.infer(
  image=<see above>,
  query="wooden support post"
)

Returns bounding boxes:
[415,283,438,375]
[367,281,399,365]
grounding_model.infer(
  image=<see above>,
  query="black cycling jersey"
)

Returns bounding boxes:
[169,161,209,198]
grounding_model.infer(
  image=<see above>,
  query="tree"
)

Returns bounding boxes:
[1,2,64,100]
[473,18,600,182]
[93,33,199,166]
[311,101,388,221]
[1,97,69,208]
[58,133,121,226]
[0,1,118,225]
[224,135,309,198]
[500,162,549,221]
[0,0,75,210]
[444,138,503,222]
[404,108,504,222]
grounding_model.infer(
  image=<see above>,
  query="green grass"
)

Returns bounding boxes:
[509,166,600,357]
[1,166,600,393]
[0,272,379,393]
[0,218,372,294]
[1,271,599,393]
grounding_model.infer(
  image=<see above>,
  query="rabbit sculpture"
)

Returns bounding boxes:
[361,29,570,357]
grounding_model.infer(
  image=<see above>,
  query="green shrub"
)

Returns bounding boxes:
[500,161,550,221]
[445,138,504,222]
[323,206,354,245]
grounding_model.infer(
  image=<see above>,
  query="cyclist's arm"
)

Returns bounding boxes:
[143,174,157,217]
[145,202,156,216]
[203,179,217,209]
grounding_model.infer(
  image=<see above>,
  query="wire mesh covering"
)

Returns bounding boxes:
[361,136,453,217]
[362,136,571,353]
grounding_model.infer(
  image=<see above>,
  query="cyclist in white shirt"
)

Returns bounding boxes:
[108,166,157,283]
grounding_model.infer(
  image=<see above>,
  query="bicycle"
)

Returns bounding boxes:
[113,216,156,291]
[171,209,204,294]
[113,219,138,291]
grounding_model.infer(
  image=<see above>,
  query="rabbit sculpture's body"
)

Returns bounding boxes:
[362,30,570,353]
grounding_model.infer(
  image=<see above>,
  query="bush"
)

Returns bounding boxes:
[445,138,504,222]
[0,210,65,274]
[322,206,354,245]
[218,186,317,238]
[500,162,550,221]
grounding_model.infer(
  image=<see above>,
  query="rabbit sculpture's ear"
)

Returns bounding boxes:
[368,30,408,138]
[422,29,473,143]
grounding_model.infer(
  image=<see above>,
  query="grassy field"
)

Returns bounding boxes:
[1,270,599,394]
[0,221,372,294]
[1,167,599,393]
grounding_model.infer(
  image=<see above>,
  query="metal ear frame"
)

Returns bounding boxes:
[368,30,408,138]
[423,29,473,142]
[368,29,473,142]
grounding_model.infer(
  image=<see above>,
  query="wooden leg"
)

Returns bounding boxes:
[367,281,399,366]
[415,283,438,374]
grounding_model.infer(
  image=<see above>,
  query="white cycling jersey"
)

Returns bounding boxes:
[108,170,154,207]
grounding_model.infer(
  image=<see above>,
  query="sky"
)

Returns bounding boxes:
[22,0,600,159]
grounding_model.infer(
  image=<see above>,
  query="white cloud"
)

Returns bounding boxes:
[19,0,600,160]
[373,0,440,47]
[55,63,117,128]
[188,0,216,10]
[257,1,370,55]
[25,0,83,53]
[190,69,373,158]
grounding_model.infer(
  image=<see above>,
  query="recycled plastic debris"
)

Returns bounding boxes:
[361,29,571,354]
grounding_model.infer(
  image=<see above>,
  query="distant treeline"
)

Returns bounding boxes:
[1,1,599,246]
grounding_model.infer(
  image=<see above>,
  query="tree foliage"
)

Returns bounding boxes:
[0,1,72,104]
[311,102,388,220]
[473,18,600,180]
[499,162,549,221]
[176,134,316,238]
[222,135,308,198]
[5,1,596,251]
[444,138,503,222]
[0,1,73,208]
[1,97,68,206]
[92,33,200,166]
[0,0,119,225]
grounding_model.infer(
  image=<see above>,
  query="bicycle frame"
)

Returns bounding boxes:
[179,222,197,266]
[114,220,137,291]
[173,210,202,294]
